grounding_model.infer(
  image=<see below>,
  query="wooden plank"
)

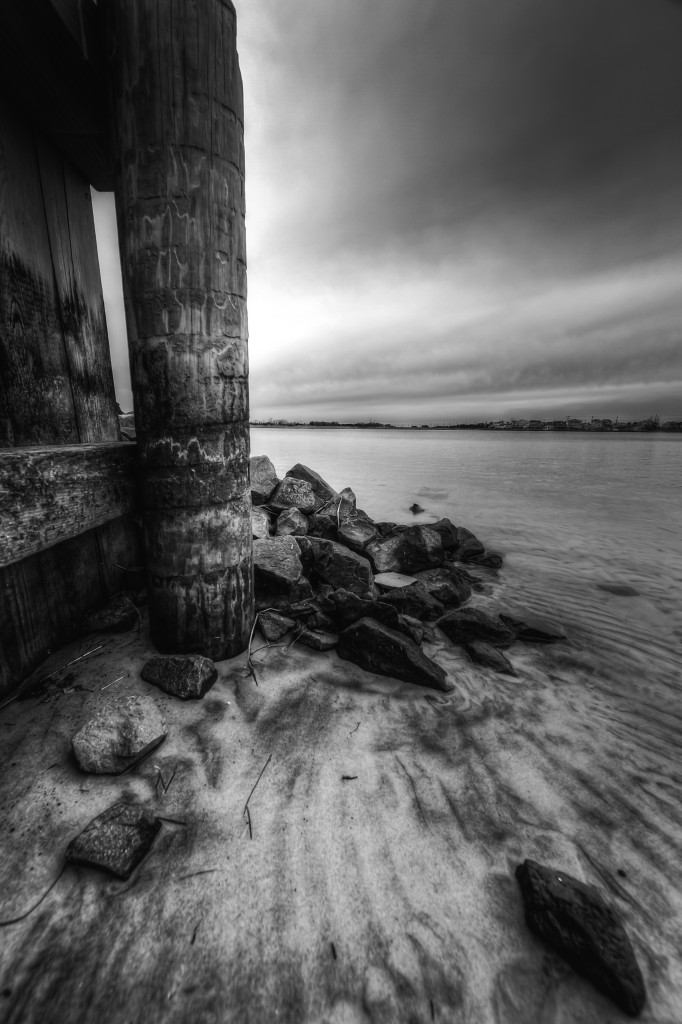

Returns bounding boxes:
[0,442,137,568]
[0,0,112,189]
[0,95,80,447]
[106,0,253,660]
[36,137,121,442]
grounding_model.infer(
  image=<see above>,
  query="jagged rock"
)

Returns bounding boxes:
[427,518,459,550]
[515,859,646,1017]
[438,608,515,648]
[337,518,378,554]
[464,641,516,675]
[337,486,371,523]
[409,502,424,514]
[66,802,161,880]
[253,537,314,609]
[337,618,450,692]
[317,583,335,600]
[449,526,485,562]
[250,454,280,505]
[300,538,377,600]
[467,551,504,570]
[375,521,397,537]
[276,507,309,537]
[365,525,445,575]
[269,476,316,514]
[258,610,295,642]
[71,696,167,774]
[298,628,338,651]
[440,561,487,593]
[84,594,138,634]
[330,588,404,632]
[286,464,339,507]
[141,654,218,700]
[414,568,471,607]
[251,506,271,540]
[499,614,565,644]
[307,512,338,541]
[398,614,426,645]
[303,608,337,632]
[379,582,444,621]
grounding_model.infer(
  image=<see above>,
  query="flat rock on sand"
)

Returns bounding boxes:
[66,802,161,880]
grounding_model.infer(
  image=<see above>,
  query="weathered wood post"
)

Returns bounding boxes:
[105,0,253,659]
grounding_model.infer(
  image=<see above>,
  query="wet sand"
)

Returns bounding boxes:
[0,606,680,1023]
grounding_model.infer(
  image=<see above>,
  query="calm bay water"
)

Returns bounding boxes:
[251,427,682,701]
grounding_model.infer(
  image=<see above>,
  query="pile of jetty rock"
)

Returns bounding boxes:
[249,456,563,688]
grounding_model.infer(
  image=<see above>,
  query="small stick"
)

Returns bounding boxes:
[243,753,272,839]
[341,775,358,781]
[331,942,337,959]
[101,675,124,691]
[0,645,105,710]
[349,722,360,735]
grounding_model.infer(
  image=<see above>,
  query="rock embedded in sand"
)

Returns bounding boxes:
[66,801,162,880]
[84,594,138,634]
[71,695,168,774]
[276,507,309,537]
[269,476,316,514]
[379,582,444,621]
[253,537,314,609]
[301,538,378,600]
[258,610,296,642]
[337,617,450,691]
[250,454,280,505]
[141,654,217,700]
[438,608,515,648]
[464,641,516,675]
[515,859,646,1017]
[286,463,338,506]
[251,507,271,540]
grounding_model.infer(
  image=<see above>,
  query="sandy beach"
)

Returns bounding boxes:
[1,594,680,1024]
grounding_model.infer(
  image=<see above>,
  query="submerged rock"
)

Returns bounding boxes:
[253,537,314,609]
[251,507,271,540]
[286,463,338,507]
[141,654,217,700]
[438,608,515,648]
[516,859,646,1017]
[71,696,167,774]
[258,610,295,642]
[84,594,138,634]
[250,454,279,505]
[276,507,309,537]
[337,618,450,691]
[269,476,316,514]
[66,801,161,880]
[464,641,516,675]
[499,614,565,644]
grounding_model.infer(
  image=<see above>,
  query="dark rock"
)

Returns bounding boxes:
[365,525,445,575]
[414,568,472,607]
[269,476,316,514]
[464,641,516,675]
[250,454,279,505]
[253,537,314,608]
[596,582,640,597]
[337,618,450,692]
[251,507,271,540]
[286,463,339,507]
[515,859,646,1017]
[337,518,378,554]
[301,538,377,600]
[66,802,161,880]
[258,610,295,642]
[329,588,403,632]
[298,628,338,651]
[84,594,138,634]
[398,614,426,645]
[317,583,335,601]
[438,608,515,648]
[303,609,337,632]
[379,582,444,621]
[440,561,487,593]
[71,696,168,774]
[450,526,485,562]
[409,503,424,514]
[375,521,397,537]
[141,654,218,700]
[337,487,372,523]
[466,551,504,570]
[307,513,338,541]
[276,507,309,537]
[499,614,566,644]
[427,518,459,550]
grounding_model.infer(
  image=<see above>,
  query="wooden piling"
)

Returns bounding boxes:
[105,0,253,659]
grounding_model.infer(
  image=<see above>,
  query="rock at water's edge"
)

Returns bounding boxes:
[71,695,167,774]
[286,463,339,506]
[438,608,515,648]
[270,476,316,514]
[515,859,646,1017]
[464,641,516,675]
[141,654,217,700]
[250,454,280,505]
[337,617,450,691]
[379,582,444,621]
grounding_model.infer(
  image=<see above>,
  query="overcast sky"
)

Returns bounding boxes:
[95,0,682,423]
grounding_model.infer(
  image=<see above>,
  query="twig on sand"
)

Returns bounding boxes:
[349,722,360,736]
[101,675,124,691]
[153,764,178,794]
[0,645,105,711]
[341,775,358,781]
[243,753,272,839]
[331,942,337,959]
[0,863,67,927]
[119,734,167,775]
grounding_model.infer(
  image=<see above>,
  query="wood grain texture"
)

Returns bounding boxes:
[106,0,253,660]
[0,443,137,567]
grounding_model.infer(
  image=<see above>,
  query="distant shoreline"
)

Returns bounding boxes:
[250,421,682,433]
